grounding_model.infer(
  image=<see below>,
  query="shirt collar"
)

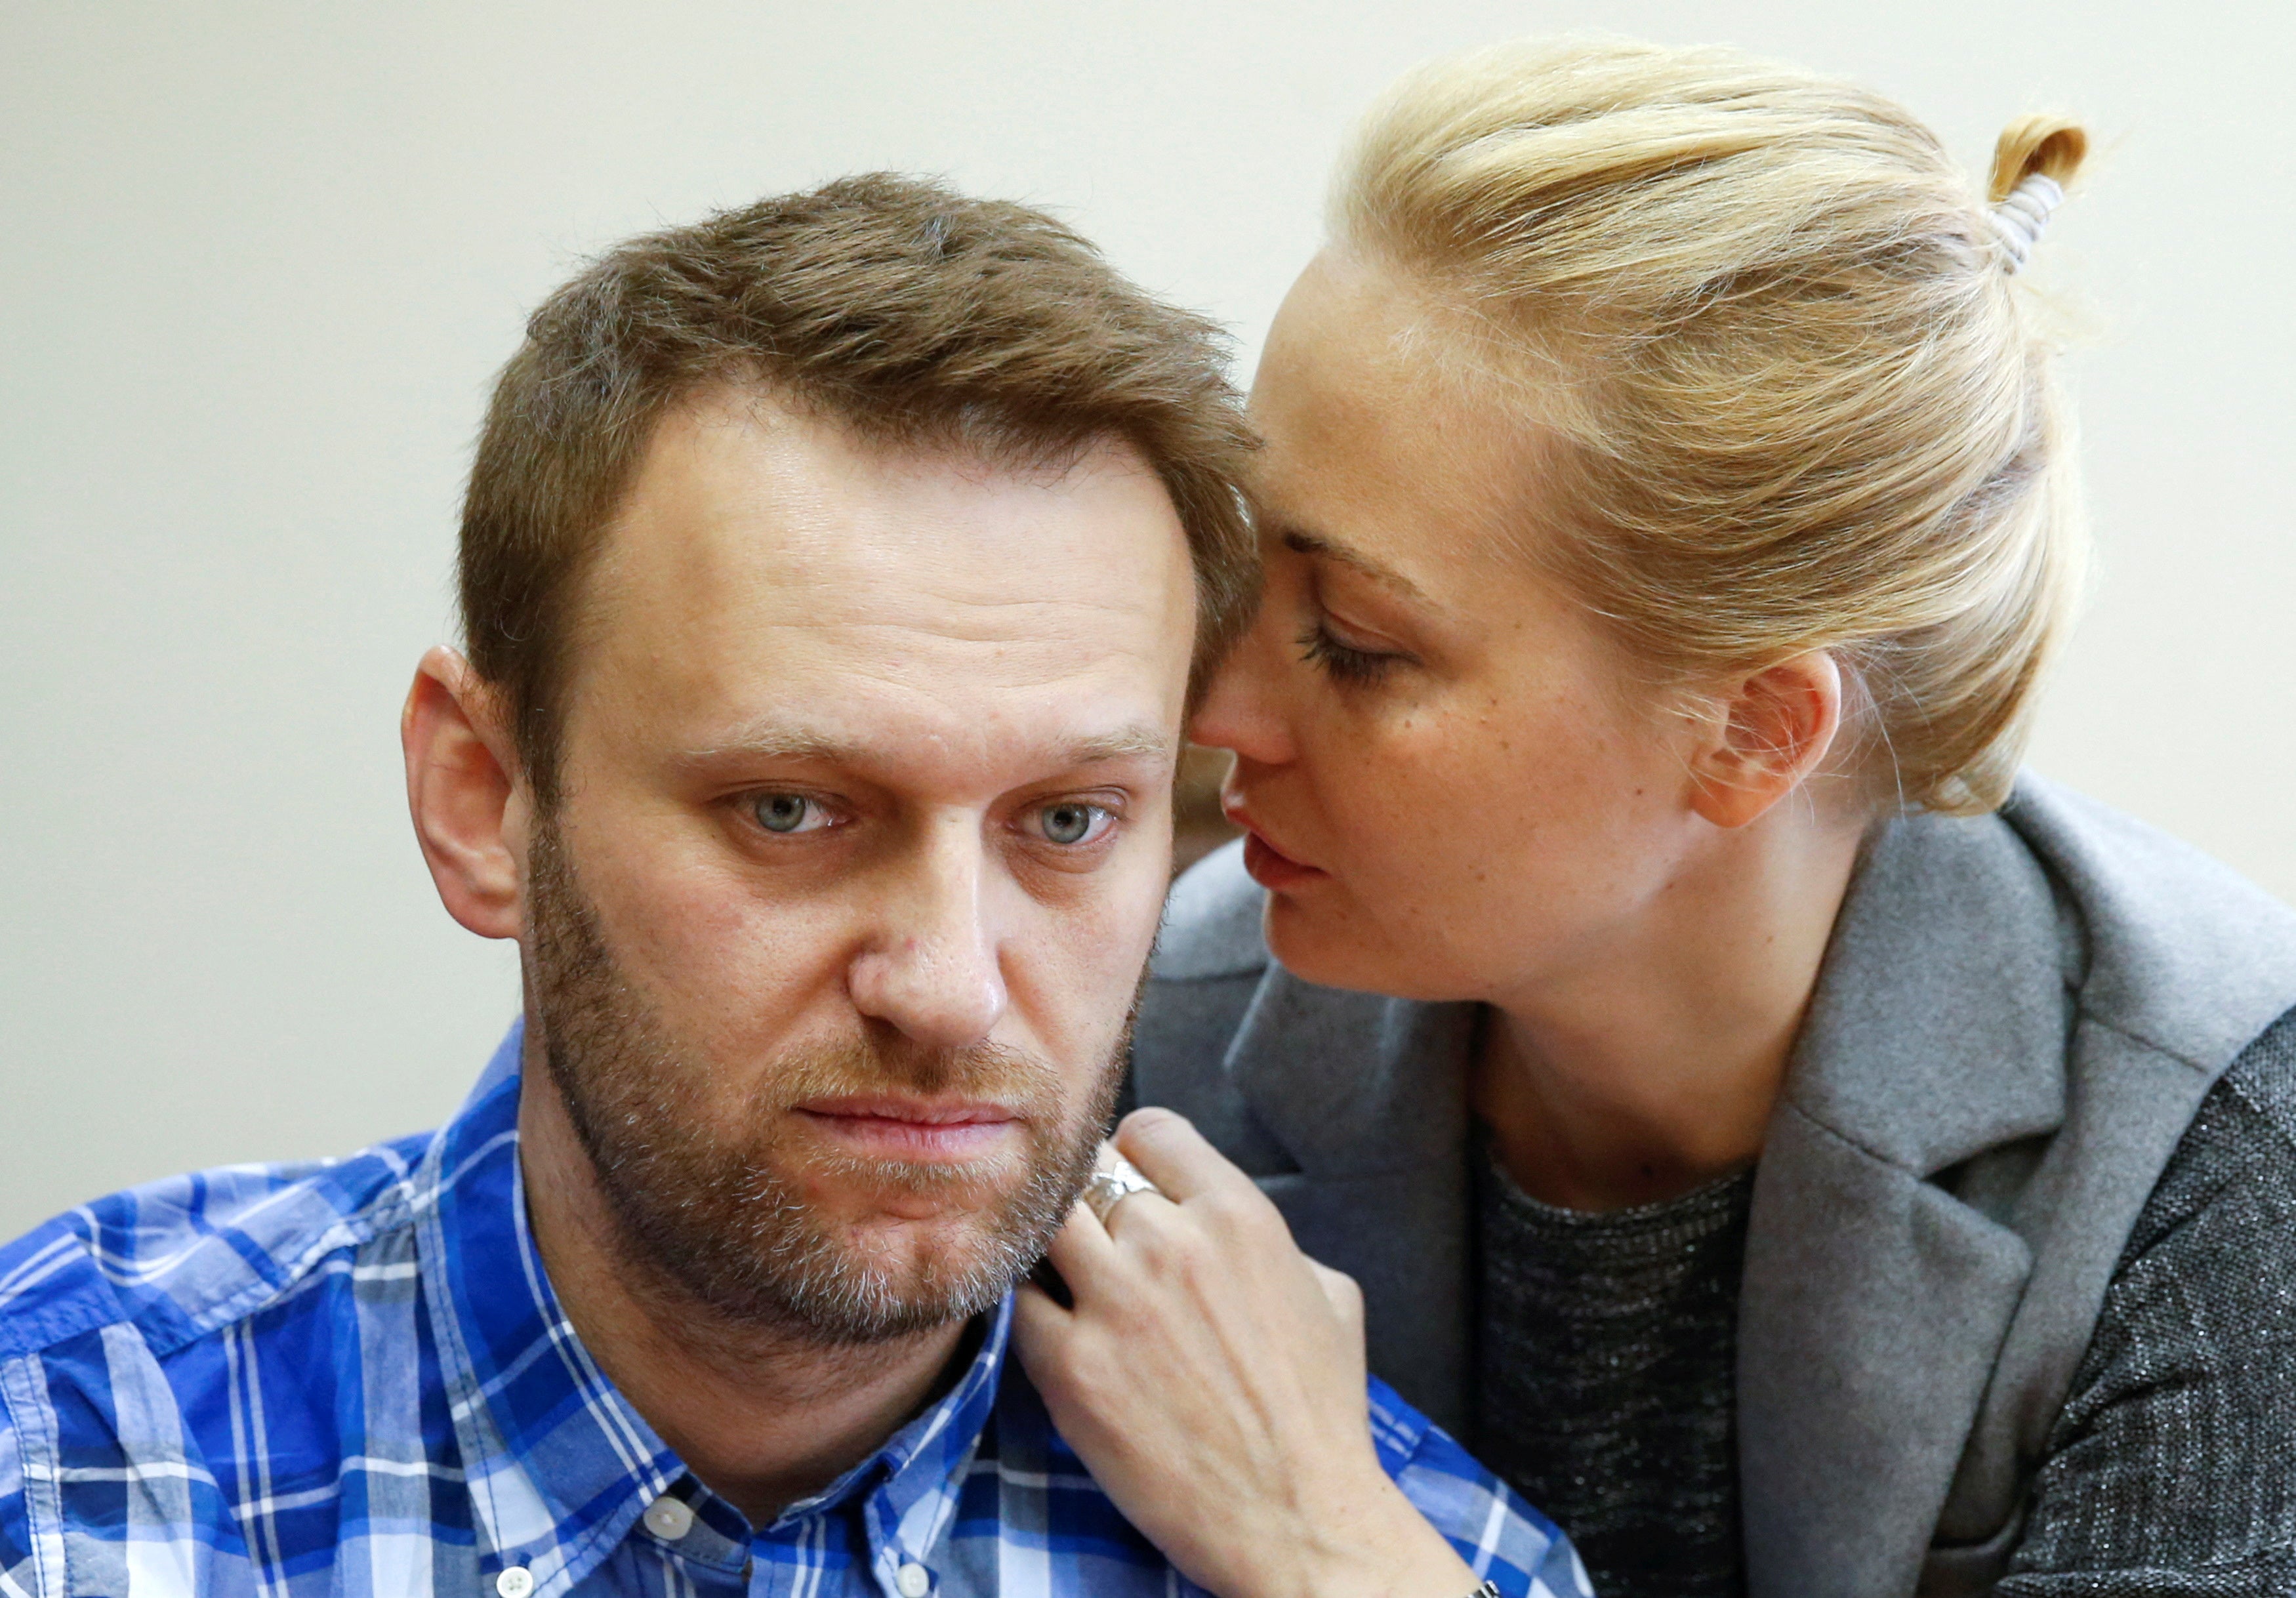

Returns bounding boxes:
[415,1020,1012,1593]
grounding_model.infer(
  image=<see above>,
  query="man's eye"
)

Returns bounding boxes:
[751,793,832,834]
[1035,801,1114,847]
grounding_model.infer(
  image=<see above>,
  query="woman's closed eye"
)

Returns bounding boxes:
[1298,615,1410,687]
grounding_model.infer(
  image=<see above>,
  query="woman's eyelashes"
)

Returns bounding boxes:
[1297,614,1409,686]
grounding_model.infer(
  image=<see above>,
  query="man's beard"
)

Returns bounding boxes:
[523,819,1124,1345]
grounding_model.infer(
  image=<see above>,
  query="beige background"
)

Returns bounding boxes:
[3,1,2289,1237]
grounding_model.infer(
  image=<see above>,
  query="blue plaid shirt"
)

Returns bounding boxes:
[0,1027,1589,1597]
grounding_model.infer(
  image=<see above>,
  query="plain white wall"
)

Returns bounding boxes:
[4,1,2290,1237]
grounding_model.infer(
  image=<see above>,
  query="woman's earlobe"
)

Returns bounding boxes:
[401,647,526,939]
[1688,653,1845,829]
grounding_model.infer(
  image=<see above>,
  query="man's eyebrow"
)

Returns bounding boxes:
[1054,726,1178,766]
[680,727,858,765]
[1275,523,1432,604]
[678,722,1175,771]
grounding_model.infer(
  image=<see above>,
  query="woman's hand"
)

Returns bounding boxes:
[1013,1107,1478,1598]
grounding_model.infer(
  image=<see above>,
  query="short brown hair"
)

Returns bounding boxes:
[460,173,1258,804]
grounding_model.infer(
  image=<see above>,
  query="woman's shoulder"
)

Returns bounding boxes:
[1998,774,2296,1065]
[2136,1004,2296,1246]
[2002,775,2296,976]
[2006,1004,2296,1586]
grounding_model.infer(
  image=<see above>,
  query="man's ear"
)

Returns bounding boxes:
[1687,651,1845,830]
[403,646,529,939]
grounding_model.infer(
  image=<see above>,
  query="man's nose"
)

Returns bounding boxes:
[845,820,1008,1051]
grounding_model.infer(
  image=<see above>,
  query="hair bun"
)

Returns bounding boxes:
[1986,115,2086,272]
[1988,114,2087,202]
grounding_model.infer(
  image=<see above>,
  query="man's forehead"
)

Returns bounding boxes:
[595,394,1180,617]
[565,388,1196,761]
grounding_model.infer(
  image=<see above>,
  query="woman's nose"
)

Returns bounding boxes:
[844,823,1008,1052]
[1187,605,1297,766]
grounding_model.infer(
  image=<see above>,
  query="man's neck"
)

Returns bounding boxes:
[515,1071,972,1526]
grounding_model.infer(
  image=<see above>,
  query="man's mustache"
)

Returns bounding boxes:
[739,1035,1067,1115]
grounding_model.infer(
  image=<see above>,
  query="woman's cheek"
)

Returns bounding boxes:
[1331,763,1474,965]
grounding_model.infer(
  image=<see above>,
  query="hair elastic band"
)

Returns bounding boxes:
[1991,173,2064,274]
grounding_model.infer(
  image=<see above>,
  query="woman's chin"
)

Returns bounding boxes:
[1262,893,1391,994]
[1261,891,1488,1005]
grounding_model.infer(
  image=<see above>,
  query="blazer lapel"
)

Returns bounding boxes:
[1739,1109,2036,1597]
[1223,966,1481,1437]
[1740,808,2070,1598]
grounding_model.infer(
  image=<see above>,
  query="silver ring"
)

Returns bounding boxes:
[1079,1151,1162,1225]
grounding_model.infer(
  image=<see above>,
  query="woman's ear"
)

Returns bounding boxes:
[1687,652,1845,829]
[402,646,529,939]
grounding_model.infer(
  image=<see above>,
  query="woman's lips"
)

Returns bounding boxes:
[793,1097,1021,1162]
[1222,794,1331,892]
[1239,828,1330,892]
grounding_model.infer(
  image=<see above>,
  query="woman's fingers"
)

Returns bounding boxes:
[1012,1272,1071,1340]
[1113,1106,1262,1205]
[1310,1260,1365,1335]
[1038,1193,1124,1286]
[1038,1174,1190,1305]
[1012,1116,1464,1597]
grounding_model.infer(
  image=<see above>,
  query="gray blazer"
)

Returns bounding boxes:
[1131,775,2296,1598]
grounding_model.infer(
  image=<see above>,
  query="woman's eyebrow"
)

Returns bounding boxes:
[1277,524,1432,604]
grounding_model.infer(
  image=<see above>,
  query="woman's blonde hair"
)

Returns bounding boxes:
[1334,39,2089,813]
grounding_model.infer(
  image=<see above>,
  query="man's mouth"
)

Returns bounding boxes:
[792,1096,1024,1162]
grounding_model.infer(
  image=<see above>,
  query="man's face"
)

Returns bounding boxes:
[523,391,1195,1343]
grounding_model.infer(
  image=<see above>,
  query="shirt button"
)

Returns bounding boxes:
[495,1570,534,1598]
[642,1494,695,1540]
[895,1562,932,1598]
